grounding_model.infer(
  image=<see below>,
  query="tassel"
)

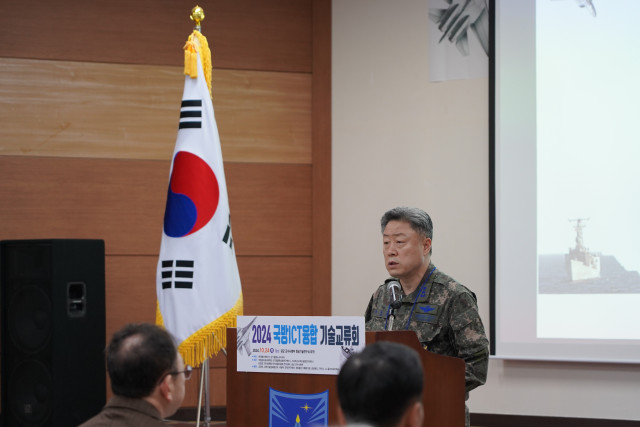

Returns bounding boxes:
[183,30,213,98]
[183,38,198,78]
[156,301,164,326]
[177,294,243,367]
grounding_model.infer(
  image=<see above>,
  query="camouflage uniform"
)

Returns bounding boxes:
[365,263,489,427]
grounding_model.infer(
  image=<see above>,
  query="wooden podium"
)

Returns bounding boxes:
[226,328,465,426]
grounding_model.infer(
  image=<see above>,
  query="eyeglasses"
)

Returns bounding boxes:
[160,365,193,383]
[173,365,192,380]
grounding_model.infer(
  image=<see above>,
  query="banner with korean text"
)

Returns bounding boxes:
[236,316,365,375]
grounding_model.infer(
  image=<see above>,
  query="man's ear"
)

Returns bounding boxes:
[335,405,348,426]
[404,401,424,427]
[158,375,174,402]
[423,237,432,256]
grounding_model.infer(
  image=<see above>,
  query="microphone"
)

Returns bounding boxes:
[386,280,402,310]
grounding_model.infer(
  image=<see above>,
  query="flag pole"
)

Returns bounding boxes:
[158,5,242,423]
[196,333,227,426]
[202,332,228,426]
[202,357,211,426]
[196,359,206,427]
[189,7,210,426]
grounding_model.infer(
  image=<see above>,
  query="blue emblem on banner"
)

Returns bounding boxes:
[269,388,329,427]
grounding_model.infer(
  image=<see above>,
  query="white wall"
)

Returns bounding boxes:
[331,0,640,421]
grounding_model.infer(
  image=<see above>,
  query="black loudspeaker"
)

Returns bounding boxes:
[1,239,106,427]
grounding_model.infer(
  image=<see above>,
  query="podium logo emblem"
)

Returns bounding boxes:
[269,388,328,427]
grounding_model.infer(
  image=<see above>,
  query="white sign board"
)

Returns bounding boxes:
[236,316,365,375]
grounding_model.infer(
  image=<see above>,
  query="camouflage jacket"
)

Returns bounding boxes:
[365,264,489,394]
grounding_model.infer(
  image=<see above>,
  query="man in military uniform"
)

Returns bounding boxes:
[365,207,489,427]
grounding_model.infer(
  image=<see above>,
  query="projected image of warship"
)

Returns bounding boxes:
[539,219,640,294]
[566,218,600,281]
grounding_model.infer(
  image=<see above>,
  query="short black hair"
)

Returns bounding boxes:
[337,341,423,427]
[106,323,178,398]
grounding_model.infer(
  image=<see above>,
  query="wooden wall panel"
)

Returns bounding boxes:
[0,156,311,256]
[0,157,167,254]
[228,164,312,257]
[104,254,311,407]
[0,58,311,163]
[0,0,330,416]
[239,256,313,316]
[0,0,312,73]
[175,366,227,408]
[105,256,159,340]
[312,0,333,315]
[214,68,311,164]
[182,366,228,408]
[104,255,312,337]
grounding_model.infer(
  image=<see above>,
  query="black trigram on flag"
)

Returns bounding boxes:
[222,215,233,249]
[161,260,195,289]
[179,99,202,129]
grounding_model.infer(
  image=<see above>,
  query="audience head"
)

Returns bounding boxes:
[337,341,424,427]
[106,323,188,417]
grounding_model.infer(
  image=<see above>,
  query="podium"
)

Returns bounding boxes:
[226,328,465,426]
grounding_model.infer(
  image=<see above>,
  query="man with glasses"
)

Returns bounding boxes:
[80,323,191,426]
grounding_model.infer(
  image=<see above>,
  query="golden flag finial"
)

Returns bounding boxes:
[190,5,205,31]
[184,6,212,97]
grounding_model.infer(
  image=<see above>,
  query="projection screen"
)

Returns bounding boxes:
[491,0,640,363]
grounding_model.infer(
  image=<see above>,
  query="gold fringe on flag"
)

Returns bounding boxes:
[156,294,244,367]
[155,300,163,326]
[183,29,213,99]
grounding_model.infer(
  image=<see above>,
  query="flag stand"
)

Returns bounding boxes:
[196,358,211,426]
[196,332,228,427]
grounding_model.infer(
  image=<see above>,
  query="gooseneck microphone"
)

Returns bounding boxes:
[387,280,402,310]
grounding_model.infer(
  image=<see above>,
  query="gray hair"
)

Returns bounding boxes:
[380,207,433,249]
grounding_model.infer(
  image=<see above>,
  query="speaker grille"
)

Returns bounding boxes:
[1,239,106,427]
[8,359,53,426]
[8,285,52,353]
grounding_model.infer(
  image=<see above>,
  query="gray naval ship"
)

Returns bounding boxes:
[539,218,640,294]
[566,218,600,281]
